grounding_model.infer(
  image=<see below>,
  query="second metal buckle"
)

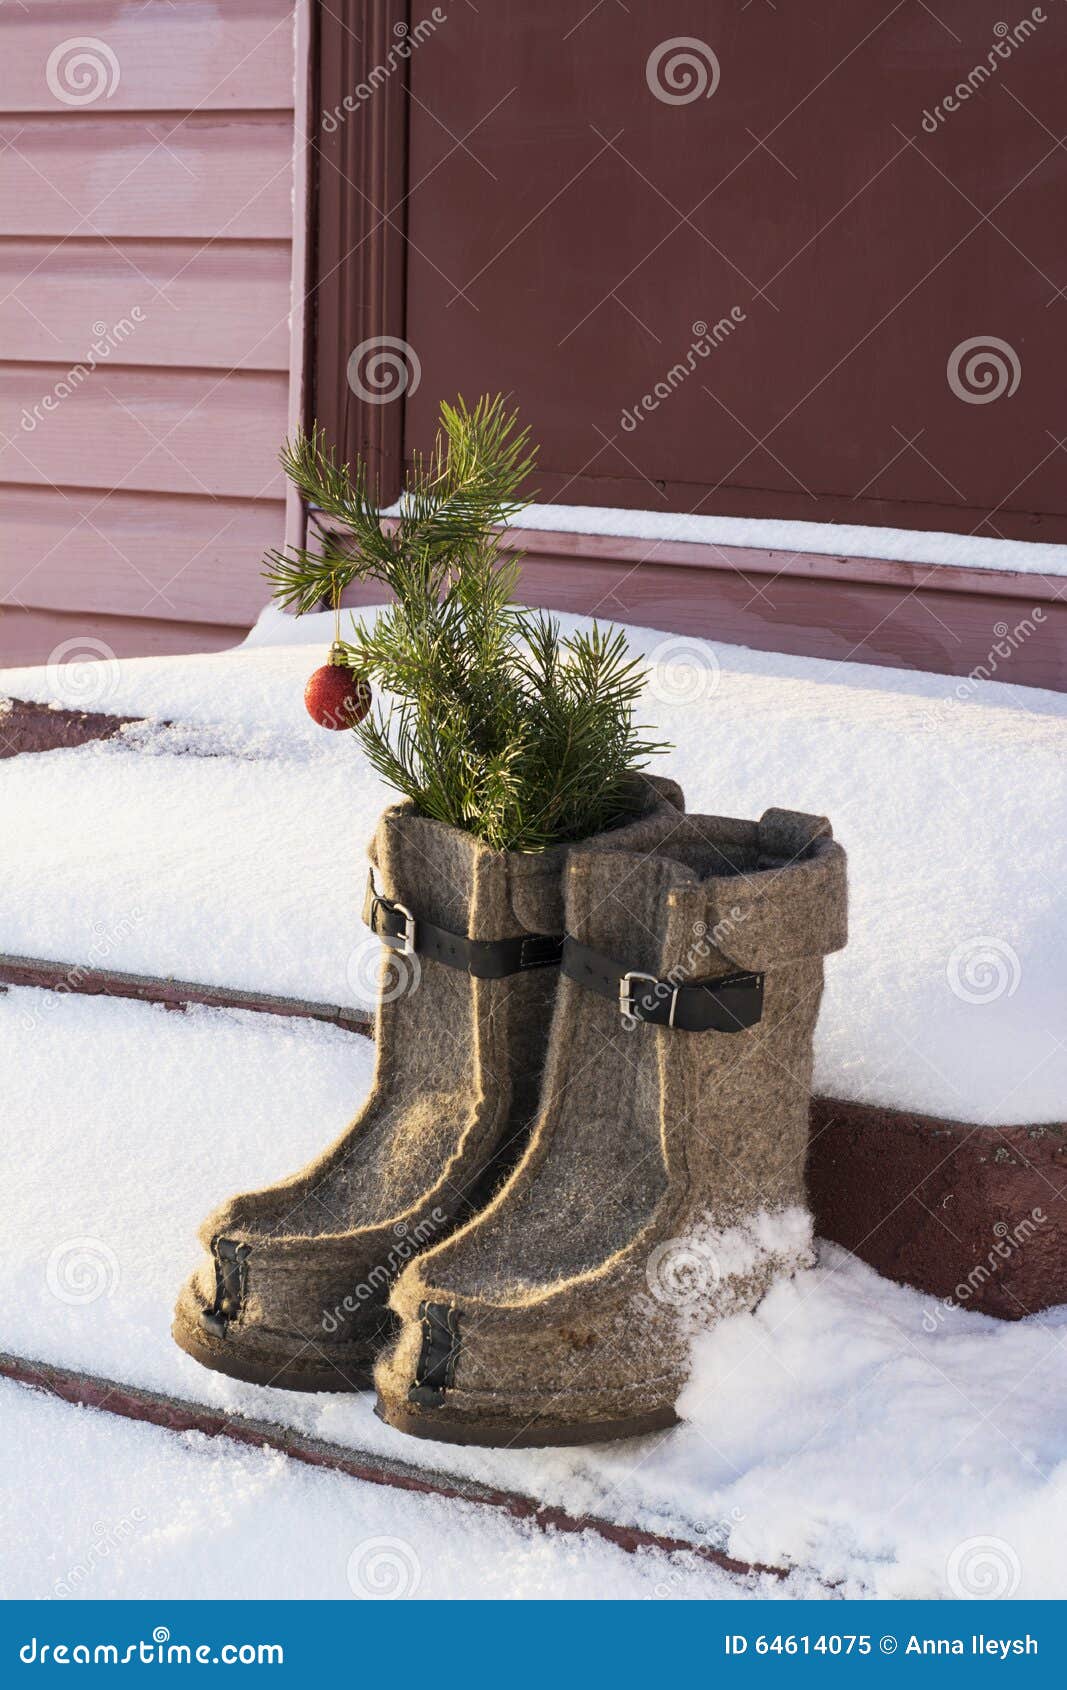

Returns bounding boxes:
[619,969,660,1024]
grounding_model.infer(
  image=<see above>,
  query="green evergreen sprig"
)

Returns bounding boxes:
[264,395,668,851]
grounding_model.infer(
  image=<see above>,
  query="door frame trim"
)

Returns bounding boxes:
[307,0,411,503]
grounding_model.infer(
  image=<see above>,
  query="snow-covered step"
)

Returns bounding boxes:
[0,739,389,1008]
[3,1379,774,1600]
[4,984,1066,1598]
[2,605,1065,1125]
[2,1349,776,1582]
[1,615,341,747]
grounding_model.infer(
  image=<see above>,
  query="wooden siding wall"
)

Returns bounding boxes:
[0,0,298,667]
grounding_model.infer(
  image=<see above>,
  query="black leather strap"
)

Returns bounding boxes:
[562,937,763,1033]
[364,877,564,980]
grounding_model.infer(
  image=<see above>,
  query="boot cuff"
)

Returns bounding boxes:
[700,812,847,972]
[366,774,685,939]
[568,806,847,974]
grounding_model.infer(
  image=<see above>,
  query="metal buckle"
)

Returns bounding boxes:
[619,969,659,1024]
[379,897,416,958]
[369,872,417,958]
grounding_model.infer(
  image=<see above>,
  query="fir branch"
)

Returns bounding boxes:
[266,395,670,850]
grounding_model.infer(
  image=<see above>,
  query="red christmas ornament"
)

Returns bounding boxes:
[304,642,372,730]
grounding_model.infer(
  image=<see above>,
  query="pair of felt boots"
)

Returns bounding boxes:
[173,777,847,1447]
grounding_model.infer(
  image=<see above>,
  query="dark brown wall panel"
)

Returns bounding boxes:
[390,2,1067,541]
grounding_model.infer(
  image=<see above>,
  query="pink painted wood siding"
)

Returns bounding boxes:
[0,2,296,111]
[0,116,295,238]
[0,0,297,670]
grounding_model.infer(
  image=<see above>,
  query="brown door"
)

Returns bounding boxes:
[312,2,1067,544]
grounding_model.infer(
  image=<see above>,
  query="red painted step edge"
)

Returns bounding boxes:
[0,1350,783,1582]
[0,698,136,758]
[0,952,372,1038]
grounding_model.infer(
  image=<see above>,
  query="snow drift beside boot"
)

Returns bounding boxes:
[172,775,684,1391]
[375,806,848,1446]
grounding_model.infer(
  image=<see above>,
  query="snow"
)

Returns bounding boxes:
[0,988,375,1388]
[1,1384,798,1601]
[505,503,1067,579]
[0,742,390,1003]
[1,634,358,748]
[2,605,1064,1123]
[376,499,1067,578]
[678,1272,1067,1600]
[2,984,1064,1599]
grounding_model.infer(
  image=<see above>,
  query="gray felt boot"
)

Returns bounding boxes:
[375,806,847,1445]
[172,776,684,1392]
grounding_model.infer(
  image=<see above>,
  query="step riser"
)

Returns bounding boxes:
[808,1101,1067,1323]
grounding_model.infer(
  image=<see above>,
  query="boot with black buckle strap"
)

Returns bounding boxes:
[374,806,848,1445]
[172,776,684,1392]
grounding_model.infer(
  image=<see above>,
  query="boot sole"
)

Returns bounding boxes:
[375,1396,679,1448]
[171,1315,375,1393]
